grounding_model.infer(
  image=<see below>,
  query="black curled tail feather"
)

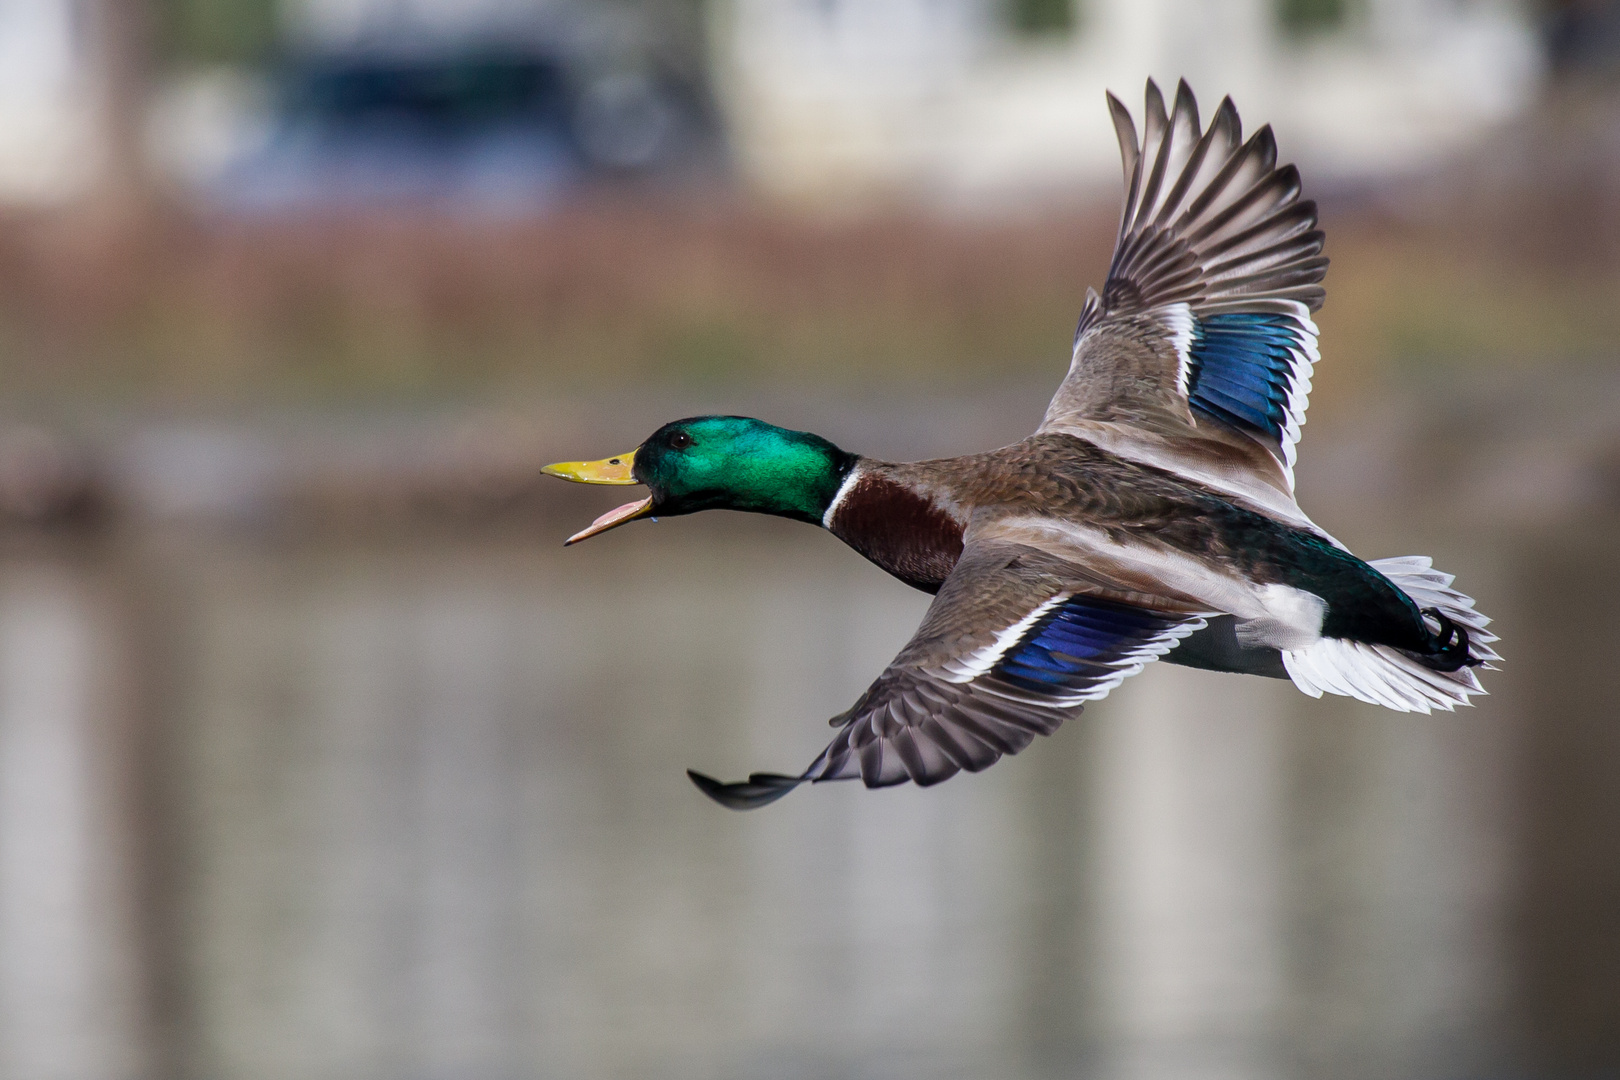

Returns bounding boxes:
[1418,608,1480,672]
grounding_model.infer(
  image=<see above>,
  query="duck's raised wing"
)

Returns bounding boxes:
[1039,79,1327,504]
[687,540,1207,809]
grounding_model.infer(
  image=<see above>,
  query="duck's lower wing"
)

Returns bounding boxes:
[688,540,1207,809]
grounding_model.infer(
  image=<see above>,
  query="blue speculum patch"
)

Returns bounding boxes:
[995,597,1175,693]
[1187,312,1307,440]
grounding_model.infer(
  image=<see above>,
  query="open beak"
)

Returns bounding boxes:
[542,449,653,545]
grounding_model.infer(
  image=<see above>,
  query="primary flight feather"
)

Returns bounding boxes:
[543,79,1498,810]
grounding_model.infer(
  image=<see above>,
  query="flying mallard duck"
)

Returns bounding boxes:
[544,79,1498,810]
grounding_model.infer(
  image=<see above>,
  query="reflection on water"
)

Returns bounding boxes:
[0,510,1612,1079]
[0,562,146,1080]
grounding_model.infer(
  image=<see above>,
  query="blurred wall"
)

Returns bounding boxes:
[712,0,1544,204]
[0,0,107,201]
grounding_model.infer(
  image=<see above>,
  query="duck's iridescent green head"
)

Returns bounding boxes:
[543,416,856,545]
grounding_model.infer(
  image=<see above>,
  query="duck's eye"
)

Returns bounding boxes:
[669,432,693,449]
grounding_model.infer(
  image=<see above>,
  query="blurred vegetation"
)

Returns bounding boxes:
[1276,0,1354,37]
[152,0,712,75]
[0,190,1615,412]
[1005,0,1076,38]
[157,0,280,65]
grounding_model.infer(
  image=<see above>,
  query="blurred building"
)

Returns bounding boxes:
[149,0,717,207]
[0,0,104,201]
[0,0,1554,207]
[713,0,1546,204]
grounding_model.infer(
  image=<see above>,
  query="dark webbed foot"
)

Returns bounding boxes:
[1421,608,1480,672]
[687,769,804,810]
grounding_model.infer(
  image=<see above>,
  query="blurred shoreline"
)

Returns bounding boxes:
[0,353,1616,528]
[2,134,1618,405]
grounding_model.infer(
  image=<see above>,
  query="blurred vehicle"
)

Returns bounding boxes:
[192,40,715,211]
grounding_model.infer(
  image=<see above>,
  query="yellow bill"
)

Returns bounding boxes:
[542,449,639,485]
[544,448,651,544]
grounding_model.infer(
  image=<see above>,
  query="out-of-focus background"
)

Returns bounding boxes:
[0,0,1618,1077]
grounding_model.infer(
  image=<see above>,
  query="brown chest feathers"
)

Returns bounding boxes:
[826,472,965,593]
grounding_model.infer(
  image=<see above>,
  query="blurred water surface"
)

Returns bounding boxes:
[0,406,1616,1079]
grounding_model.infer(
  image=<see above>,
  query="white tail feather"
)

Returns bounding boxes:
[1281,556,1498,714]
